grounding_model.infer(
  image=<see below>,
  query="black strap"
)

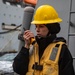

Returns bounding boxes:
[55,44,60,47]
[32,62,43,71]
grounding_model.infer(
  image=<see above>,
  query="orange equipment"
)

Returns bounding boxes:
[23,0,37,6]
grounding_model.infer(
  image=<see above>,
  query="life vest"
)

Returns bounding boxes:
[26,41,65,75]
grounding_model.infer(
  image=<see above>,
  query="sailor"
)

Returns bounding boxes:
[13,5,75,75]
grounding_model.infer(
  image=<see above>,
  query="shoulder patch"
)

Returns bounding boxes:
[49,47,58,61]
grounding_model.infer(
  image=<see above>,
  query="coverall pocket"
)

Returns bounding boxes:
[43,61,58,75]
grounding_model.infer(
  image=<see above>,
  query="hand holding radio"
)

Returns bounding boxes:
[23,30,35,48]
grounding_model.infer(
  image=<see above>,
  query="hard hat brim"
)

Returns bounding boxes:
[31,18,62,24]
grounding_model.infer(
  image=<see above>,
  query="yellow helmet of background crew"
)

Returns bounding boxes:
[31,5,62,24]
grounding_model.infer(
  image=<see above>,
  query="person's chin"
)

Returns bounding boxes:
[37,35,41,38]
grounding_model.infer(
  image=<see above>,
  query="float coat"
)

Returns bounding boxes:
[26,41,65,75]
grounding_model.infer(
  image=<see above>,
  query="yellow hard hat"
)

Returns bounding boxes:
[31,5,62,24]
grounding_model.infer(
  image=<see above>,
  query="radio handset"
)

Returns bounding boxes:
[18,28,36,45]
